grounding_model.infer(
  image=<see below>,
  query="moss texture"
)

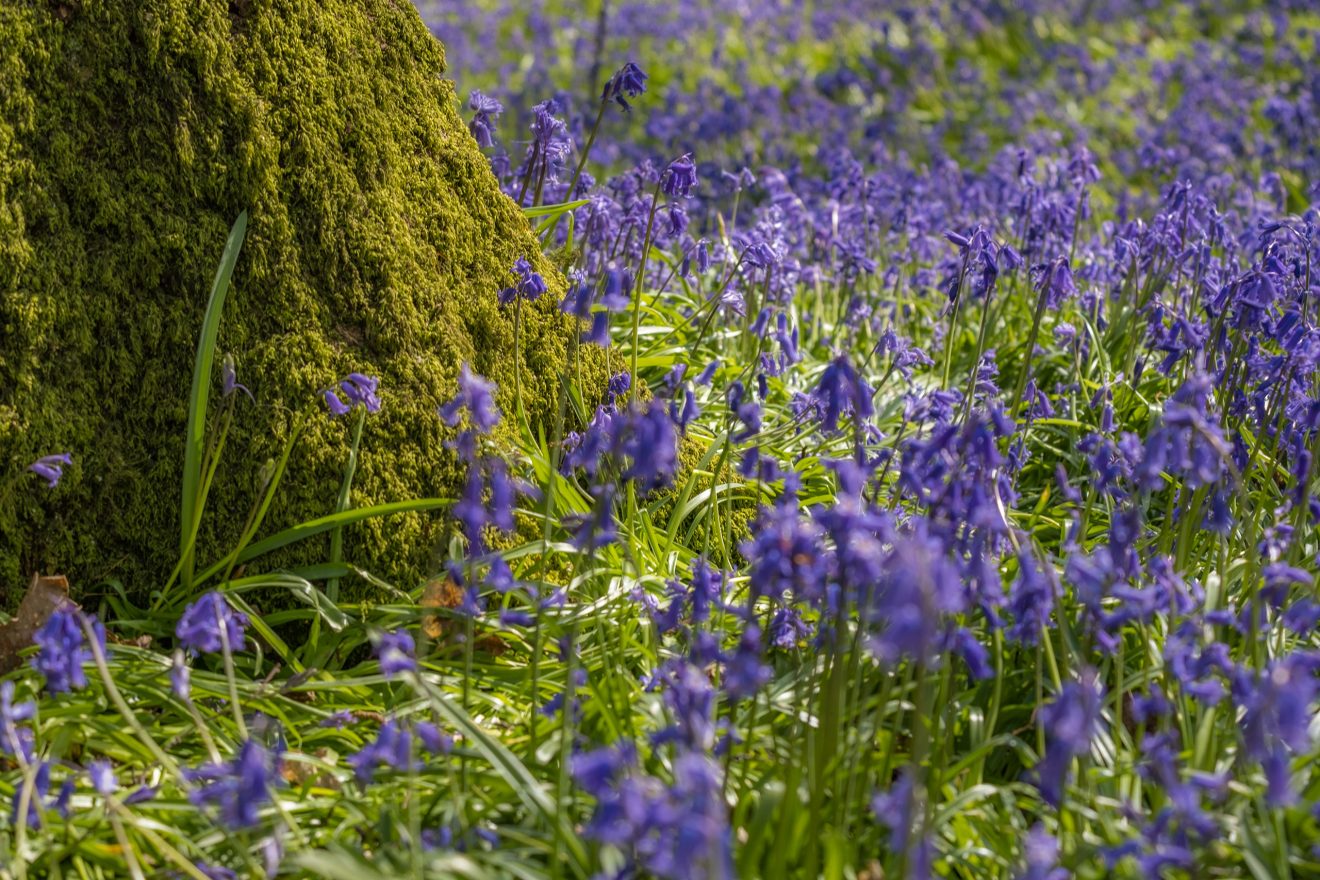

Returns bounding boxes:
[0,0,598,604]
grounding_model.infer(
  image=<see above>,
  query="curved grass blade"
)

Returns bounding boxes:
[194,498,450,583]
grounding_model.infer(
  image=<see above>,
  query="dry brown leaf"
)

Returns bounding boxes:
[0,573,71,675]
[420,575,463,640]
[280,749,342,790]
[420,575,507,656]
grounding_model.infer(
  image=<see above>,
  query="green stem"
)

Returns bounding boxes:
[326,407,366,606]
[628,181,664,404]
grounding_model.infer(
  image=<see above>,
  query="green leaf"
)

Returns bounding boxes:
[194,498,450,583]
[179,211,248,589]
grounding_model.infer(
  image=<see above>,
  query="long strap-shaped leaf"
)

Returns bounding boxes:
[179,211,249,588]
[417,676,589,876]
[193,498,450,584]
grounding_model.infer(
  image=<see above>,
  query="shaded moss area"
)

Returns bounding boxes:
[0,0,597,604]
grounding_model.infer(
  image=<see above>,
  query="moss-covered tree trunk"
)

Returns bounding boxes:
[0,0,588,603]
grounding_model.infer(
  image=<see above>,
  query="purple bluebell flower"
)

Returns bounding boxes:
[323,389,352,416]
[221,353,252,401]
[28,453,72,488]
[722,627,771,701]
[1,681,35,761]
[123,785,158,805]
[662,154,698,198]
[606,371,631,403]
[614,401,679,492]
[176,592,248,655]
[815,355,874,432]
[319,710,355,729]
[743,487,827,607]
[695,360,720,385]
[467,90,503,148]
[602,61,648,111]
[574,743,731,880]
[339,373,382,413]
[439,364,501,434]
[31,606,102,694]
[374,629,417,679]
[184,739,280,829]
[413,721,452,756]
[488,459,517,533]
[88,760,116,798]
[1036,671,1103,807]
[871,767,934,876]
[1020,824,1068,880]
[1007,551,1057,646]
[11,760,50,828]
[52,777,73,818]
[499,609,534,627]
[1033,257,1077,310]
[170,650,191,701]
[768,607,812,648]
[499,256,548,305]
[599,267,632,311]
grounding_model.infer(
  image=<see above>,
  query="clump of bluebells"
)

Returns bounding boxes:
[5,2,1320,878]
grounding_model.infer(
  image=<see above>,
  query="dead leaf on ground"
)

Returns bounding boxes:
[420,575,507,656]
[0,574,71,674]
[421,575,464,639]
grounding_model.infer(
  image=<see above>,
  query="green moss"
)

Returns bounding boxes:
[0,0,599,604]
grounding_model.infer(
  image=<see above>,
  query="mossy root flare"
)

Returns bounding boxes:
[0,0,593,604]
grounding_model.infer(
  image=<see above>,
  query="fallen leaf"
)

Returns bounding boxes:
[420,575,507,656]
[0,574,71,674]
[420,575,463,639]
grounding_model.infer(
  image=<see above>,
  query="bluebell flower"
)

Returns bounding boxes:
[11,760,50,828]
[722,627,771,702]
[743,484,827,607]
[323,372,380,416]
[1035,671,1103,807]
[768,607,812,648]
[439,364,501,434]
[183,739,280,829]
[221,353,252,401]
[467,90,503,148]
[170,650,191,701]
[815,355,874,432]
[670,386,700,433]
[88,760,116,798]
[662,154,698,198]
[413,721,453,756]
[606,371,631,403]
[28,453,72,488]
[695,359,720,385]
[1019,824,1068,880]
[374,629,417,679]
[176,592,249,655]
[602,61,648,110]
[499,609,534,627]
[339,373,382,413]
[31,605,101,694]
[615,401,679,492]
[1,681,36,761]
[319,710,355,729]
[322,389,352,416]
[499,256,548,305]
